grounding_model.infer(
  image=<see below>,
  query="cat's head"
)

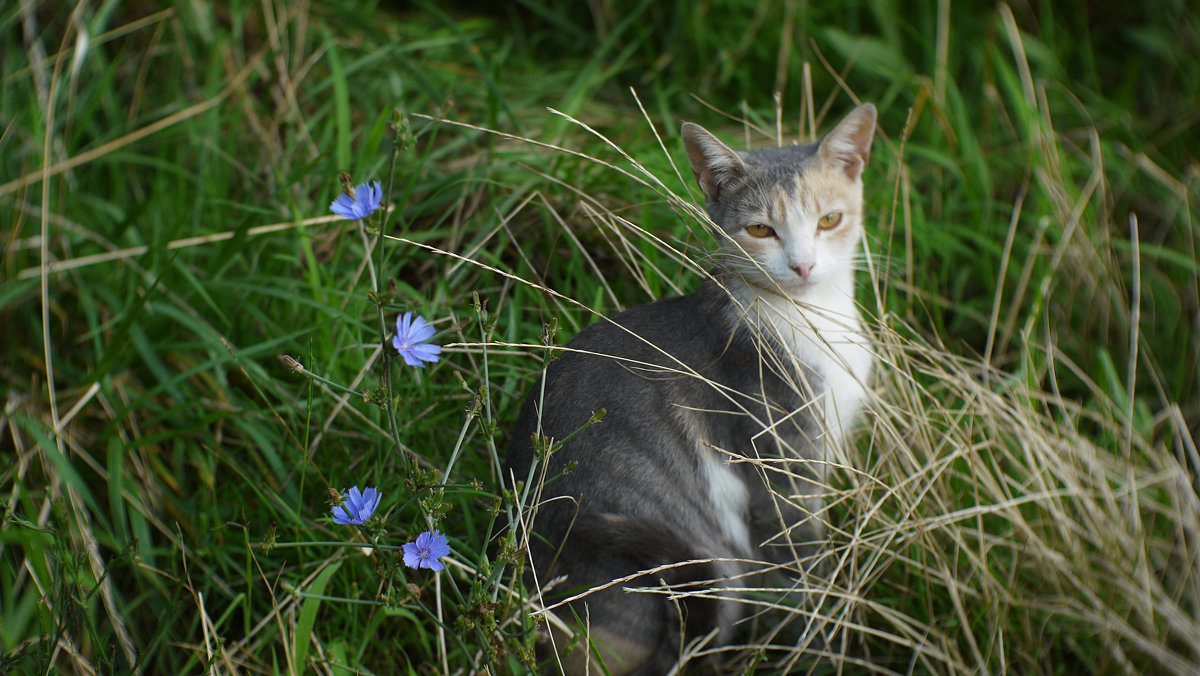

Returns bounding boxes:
[682,104,876,294]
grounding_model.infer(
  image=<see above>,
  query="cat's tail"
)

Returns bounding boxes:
[541,512,724,675]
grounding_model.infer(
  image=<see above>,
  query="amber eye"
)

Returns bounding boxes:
[818,212,843,230]
[744,224,776,238]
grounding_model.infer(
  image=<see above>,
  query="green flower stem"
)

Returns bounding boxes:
[370,110,415,474]
[271,539,410,552]
[290,362,367,399]
[440,402,474,491]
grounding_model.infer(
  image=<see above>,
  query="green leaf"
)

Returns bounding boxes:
[293,560,342,671]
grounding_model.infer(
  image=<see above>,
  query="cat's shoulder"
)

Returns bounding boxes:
[570,283,725,342]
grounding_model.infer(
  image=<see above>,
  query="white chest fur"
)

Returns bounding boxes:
[729,279,874,446]
[702,450,753,555]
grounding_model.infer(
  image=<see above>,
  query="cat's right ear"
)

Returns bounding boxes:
[682,123,747,202]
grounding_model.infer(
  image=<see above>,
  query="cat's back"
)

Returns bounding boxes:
[555,282,729,370]
[505,283,734,477]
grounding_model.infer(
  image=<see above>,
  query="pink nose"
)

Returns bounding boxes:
[792,263,814,279]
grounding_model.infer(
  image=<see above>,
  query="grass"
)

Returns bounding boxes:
[2,0,1198,673]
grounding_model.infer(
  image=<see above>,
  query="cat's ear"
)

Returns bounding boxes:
[819,103,877,181]
[682,123,747,201]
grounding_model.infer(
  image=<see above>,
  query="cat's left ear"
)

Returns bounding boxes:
[819,103,877,181]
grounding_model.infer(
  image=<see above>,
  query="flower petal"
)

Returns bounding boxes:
[354,182,374,206]
[409,323,436,343]
[429,531,450,558]
[409,344,442,358]
[409,351,440,364]
[402,543,421,569]
[330,194,359,219]
[331,505,352,524]
[355,181,382,214]
[406,350,440,365]
[360,184,381,214]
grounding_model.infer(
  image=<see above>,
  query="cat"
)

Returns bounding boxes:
[503,103,877,675]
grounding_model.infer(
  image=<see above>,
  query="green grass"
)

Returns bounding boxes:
[2,1,1198,674]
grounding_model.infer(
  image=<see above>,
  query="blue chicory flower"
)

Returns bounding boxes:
[393,312,442,368]
[403,529,451,572]
[330,181,383,220]
[331,486,382,525]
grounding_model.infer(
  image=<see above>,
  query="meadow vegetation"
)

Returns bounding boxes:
[2,1,1198,673]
